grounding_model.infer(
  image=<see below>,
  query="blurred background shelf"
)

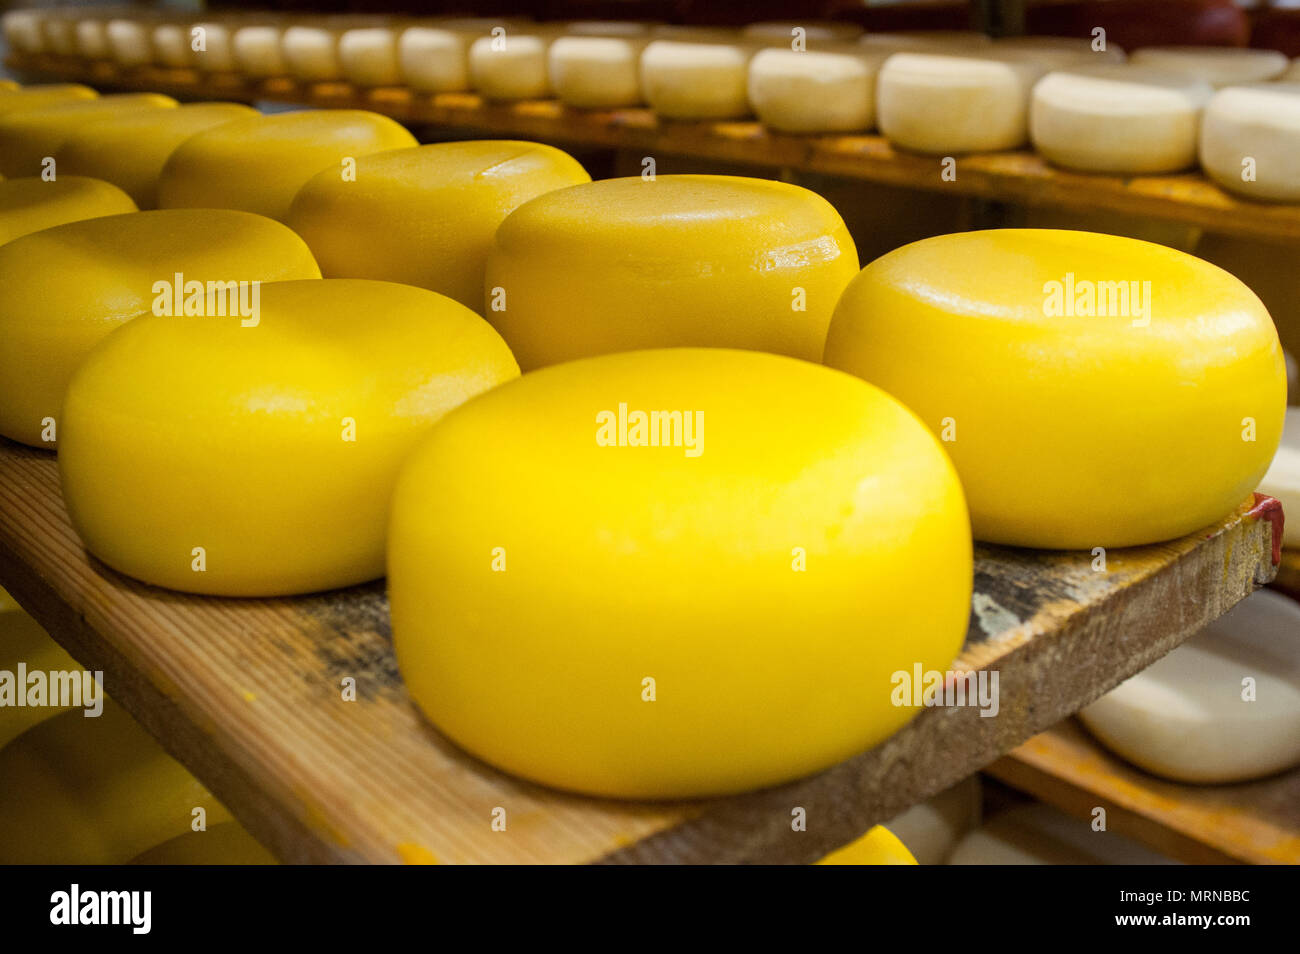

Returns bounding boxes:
[12,53,1300,243]
[0,438,1280,863]
[988,720,1300,865]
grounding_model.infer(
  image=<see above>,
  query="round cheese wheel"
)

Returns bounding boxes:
[0,700,233,865]
[1130,45,1288,86]
[389,348,972,799]
[339,26,402,87]
[396,26,471,92]
[816,826,918,865]
[881,773,982,865]
[158,109,417,221]
[60,279,518,597]
[1200,84,1300,202]
[232,24,287,77]
[0,93,178,179]
[2,10,45,55]
[187,21,238,73]
[877,53,1046,154]
[0,176,136,246]
[151,23,192,69]
[0,603,77,751]
[129,822,277,865]
[823,229,1286,548]
[949,804,1176,864]
[484,174,859,370]
[640,39,759,119]
[0,85,97,118]
[469,32,556,100]
[73,17,112,60]
[106,18,155,68]
[287,140,589,309]
[1284,58,1300,82]
[55,103,257,209]
[1080,589,1300,783]
[40,11,77,57]
[748,46,883,133]
[548,36,649,108]
[282,24,344,81]
[0,209,320,449]
[1259,407,1300,548]
[1030,66,1212,173]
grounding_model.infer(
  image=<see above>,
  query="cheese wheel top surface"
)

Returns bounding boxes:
[287,140,589,309]
[824,229,1286,547]
[485,174,858,369]
[0,84,97,118]
[1131,45,1288,85]
[54,102,258,209]
[0,175,137,246]
[157,109,417,221]
[0,93,178,178]
[0,208,320,448]
[389,347,971,798]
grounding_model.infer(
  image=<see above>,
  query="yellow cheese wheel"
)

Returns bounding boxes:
[0,175,137,246]
[0,84,97,117]
[484,175,859,370]
[286,141,589,311]
[0,603,78,750]
[0,209,320,448]
[60,279,518,597]
[389,348,971,798]
[0,80,18,92]
[0,700,232,864]
[129,822,277,865]
[158,109,418,221]
[54,102,258,208]
[0,93,178,178]
[824,229,1286,548]
[816,825,918,865]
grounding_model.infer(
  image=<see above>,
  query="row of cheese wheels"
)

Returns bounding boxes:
[0,86,1288,798]
[10,10,1300,201]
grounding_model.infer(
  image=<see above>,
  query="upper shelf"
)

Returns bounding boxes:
[11,53,1300,243]
[0,438,1280,863]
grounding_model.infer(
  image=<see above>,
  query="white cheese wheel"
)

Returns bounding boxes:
[748,46,884,133]
[1131,45,1288,87]
[232,25,287,78]
[883,774,981,865]
[877,53,1046,154]
[949,804,1177,864]
[282,24,343,81]
[2,10,45,55]
[397,27,470,92]
[188,21,237,73]
[640,39,758,119]
[339,27,401,86]
[1283,58,1300,82]
[1259,407,1300,548]
[1080,588,1300,783]
[549,36,648,109]
[1200,84,1300,202]
[151,24,191,69]
[106,18,154,68]
[1030,66,1212,173]
[468,32,554,100]
[73,19,111,61]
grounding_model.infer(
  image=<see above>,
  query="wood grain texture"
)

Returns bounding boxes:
[988,720,1300,865]
[10,55,1300,242]
[0,439,1279,863]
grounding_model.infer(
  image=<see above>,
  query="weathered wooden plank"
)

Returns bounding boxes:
[0,438,1279,862]
[10,55,1300,242]
[988,720,1300,865]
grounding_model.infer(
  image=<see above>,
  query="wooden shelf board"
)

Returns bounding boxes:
[988,720,1300,865]
[0,439,1281,863]
[10,54,1300,243]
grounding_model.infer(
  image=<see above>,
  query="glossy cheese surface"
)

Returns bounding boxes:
[287,140,589,310]
[0,175,137,246]
[389,348,972,799]
[484,175,859,370]
[0,209,320,448]
[60,279,518,597]
[54,102,257,209]
[816,825,918,865]
[158,109,417,221]
[0,93,178,178]
[0,700,232,865]
[824,229,1286,548]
